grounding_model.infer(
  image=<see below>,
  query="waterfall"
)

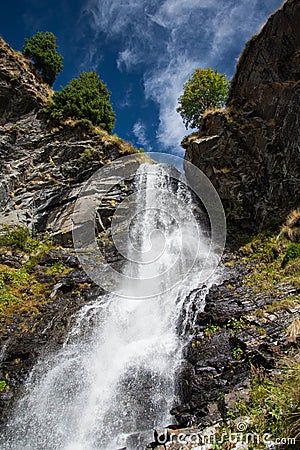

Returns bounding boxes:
[1,162,222,450]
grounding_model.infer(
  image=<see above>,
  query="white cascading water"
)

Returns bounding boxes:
[1,163,221,450]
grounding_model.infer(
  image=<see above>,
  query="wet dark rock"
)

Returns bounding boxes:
[184,0,300,231]
[218,389,250,420]
[37,248,79,268]
[173,254,300,428]
[0,253,22,268]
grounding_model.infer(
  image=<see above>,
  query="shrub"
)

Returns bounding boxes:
[282,243,300,267]
[0,225,30,251]
[22,32,63,86]
[0,225,50,254]
[177,68,229,129]
[0,380,8,392]
[44,71,116,133]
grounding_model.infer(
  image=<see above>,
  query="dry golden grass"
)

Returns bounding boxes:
[280,207,300,243]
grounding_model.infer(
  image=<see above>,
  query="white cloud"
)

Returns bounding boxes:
[132,120,152,150]
[117,48,138,71]
[79,43,103,71]
[144,57,200,153]
[82,0,283,154]
[118,86,133,108]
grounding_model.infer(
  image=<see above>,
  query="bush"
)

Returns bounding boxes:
[22,32,63,86]
[177,68,229,129]
[282,243,300,267]
[0,225,30,251]
[0,225,49,254]
[44,71,116,133]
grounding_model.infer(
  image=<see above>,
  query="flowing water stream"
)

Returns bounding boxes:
[1,162,222,450]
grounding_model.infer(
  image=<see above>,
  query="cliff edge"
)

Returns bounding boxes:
[0,37,142,423]
[0,37,51,123]
[183,0,300,231]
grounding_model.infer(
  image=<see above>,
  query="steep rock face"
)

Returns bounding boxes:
[0,39,143,244]
[0,39,141,422]
[184,0,300,230]
[0,38,51,123]
[174,260,300,428]
[0,114,140,245]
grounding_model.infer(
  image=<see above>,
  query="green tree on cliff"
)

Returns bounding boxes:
[44,71,116,133]
[177,68,229,129]
[22,32,63,86]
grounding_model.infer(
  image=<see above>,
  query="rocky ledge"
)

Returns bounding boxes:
[0,37,51,123]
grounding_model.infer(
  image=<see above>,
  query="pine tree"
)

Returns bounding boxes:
[44,71,116,133]
[23,32,63,86]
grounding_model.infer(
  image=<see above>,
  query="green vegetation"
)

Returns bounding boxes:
[0,380,8,392]
[226,317,246,330]
[0,225,48,253]
[44,261,69,276]
[239,232,300,293]
[22,32,63,86]
[44,71,116,133]
[177,68,229,129]
[282,243,300,267]
[204,324,220,336]
[236,359,299,443]
[232,346,244,360]
[212,356,300,449]
[0,226,72,334]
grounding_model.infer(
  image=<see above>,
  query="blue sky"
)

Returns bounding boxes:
[1,0,283,156]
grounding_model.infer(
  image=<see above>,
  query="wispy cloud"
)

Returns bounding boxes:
[81,0,283,154]
[144,57,200,152]
[79,43,103,71]
[117,49,138,72]
[132,120,152,150]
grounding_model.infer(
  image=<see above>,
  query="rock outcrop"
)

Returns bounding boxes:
[0,38,51,123]
[174,257,300,428]
[0,114,141,245]
[0,38,141,423]
[0,37,147,244]
[175,0,300,435]
[184,0,300,231]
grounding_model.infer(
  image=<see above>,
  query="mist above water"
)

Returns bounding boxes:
[1,163,221,450]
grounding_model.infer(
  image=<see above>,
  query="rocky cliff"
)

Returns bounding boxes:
[0,38,51,123]
[184,0,300,231]
[0,2,300,444]
[0,38,142,423]
[171,0,300,443]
